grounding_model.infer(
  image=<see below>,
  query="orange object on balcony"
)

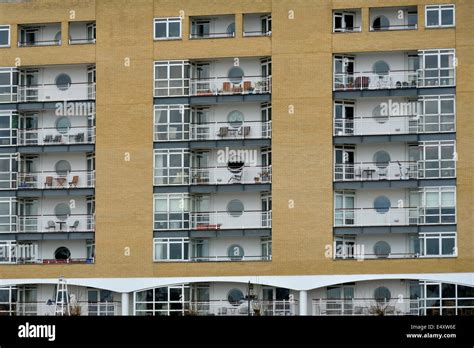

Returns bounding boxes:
[223,82,231,93]
[243,81,252,91]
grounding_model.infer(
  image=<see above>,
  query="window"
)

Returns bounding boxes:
[0,111,17,146]
[373,241,391,258]
[419,282,474,315]
[55,73,72,91]
[374,287,391,302]
[153,238,189,261]
[0,154,16,189]
[418,49,455,87]
[373,150,390,168]
[154,17,181,40]
[227,289,244,306]
[154,193,189,230]
[372,60,390,75]
[0,68,18,103]
[154,61,190,97]
[421,95,455,133]
[0,198,16,233]
[372,16,390,31]
[420,141,456,178]
[418,187,456,224]
[333,11,358,32]
[261,237,272,260]
[373,196,391,214]
[54,247,71,260]
[154,105,189,141]
[55,117,71,134]
[228,67,244,84]
[227,110,244,128]
[55,160,71,175]
[154,149,189,185]
[227,199,244,217]
[54,203,71,220]
[0,25,10,47]
[135,285,190,316]
[227,244,244,260]
[420,232,456,257]
[425,5,455,28]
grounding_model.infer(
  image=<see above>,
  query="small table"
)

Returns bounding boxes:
[55,177,67,188]
[56,221,66,231]
[362,169,376,180]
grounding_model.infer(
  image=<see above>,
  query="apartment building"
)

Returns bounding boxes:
[0,0,472,317]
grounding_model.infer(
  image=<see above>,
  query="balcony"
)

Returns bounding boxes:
[18,23,62,47]
[189,15,235,39]
[334,161,418,181]
[185,300,296,316]
[334,50,455,91]
[369,7,418,31]
[17,170,95,189]
[191,210,271,230]
[243,13,272,37]
[191,75,271,96]
[69,21,96,45]
[312,298,419,316]
[18,126,96,146]
[191,165,271,185]
[0,239,94,264]
[17,214,94,233]
[15,301,120,315]
[190,120,271,140]
[17,65,96,102]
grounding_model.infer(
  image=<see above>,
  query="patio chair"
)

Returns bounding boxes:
[68,175,79,187]
[75,133,84,143]
[239,126,251,137]
[243,81,252,92]
[43,135,53,143]
[69,220,79,231]
[217,127,229,137]
[44,176,53,188]
[223,82,231,93]
[45,220,56,231]
[53,135,62,143]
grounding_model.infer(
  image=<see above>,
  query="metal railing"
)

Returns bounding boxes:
[12,301,120,316]
[190,75,271,96]
[189,120,272,140]
[185,300,297,316]
[334,251,420,260]
[18,126,96,146]
[16,214,95,233]
[334,70,418,91]
[17,170,95,189]
[18,39,61,47]
[312,298,420,316]
[334,161,418,181]
[189,32,235,39]
[190,210,272,230]
[369,23,418,31]
[333,27,362,33]
[17,82,96,102]
[334,207,456,227]
[68,38,96,45]
[333,115,422,136]
[189,255,272,262]
[190,165,271,185]
[242,30,272,37]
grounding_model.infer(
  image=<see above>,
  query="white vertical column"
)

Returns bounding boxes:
[121,292,130,316]
[299,290,308,316]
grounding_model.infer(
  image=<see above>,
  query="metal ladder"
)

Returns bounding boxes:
[54,276,70,316]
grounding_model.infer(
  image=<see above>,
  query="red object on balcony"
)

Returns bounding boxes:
[355,76,369,88]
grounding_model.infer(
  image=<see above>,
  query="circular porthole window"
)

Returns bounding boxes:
[374,286,391,303]
[54,203,71,221]
[227,244,244,259]
[373,241,391,258]
[227,22,236,36]
[55,160,71,176]
[55,117,71,134]
[228,67,244,84]
[372,105,389,124]
[55,73,72,91]
[54,247,71,260]
[373,150,391,168]
[372,60,390,75]
[373,196,391,214]
[227,199,244,217]
[372,16,390,31]
[227,288,244,306]
[227,110,244,128]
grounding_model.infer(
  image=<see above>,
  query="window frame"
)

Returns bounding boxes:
[153,148,190,185]
[153,17,182,40]
[153,193,190,230]
[154,104,190,141]
[425,4,455,28]
[0,25,10,48]
[153,237,190,262]
[154,60,190,97]
[419,232,457,257]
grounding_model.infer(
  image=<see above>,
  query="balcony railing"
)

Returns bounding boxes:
[18,39,61,47]
[335,251,420,260]
[312,298,419,316]
[17,170,95,189]
[16,214,95,233]
[190,165,271,185]
[68,38,96,45]
[190,76,271,96]
[13,301,120,316]
[185,300,297,316]
[190,210,272,230]
[334,115,419,136]
[189,120,272,141]
[369,24,418,31]
[189,255,271,262]
[334,161,418,181]
[243,30,272,37]
[334,70,418,91]
[18,126,96,146]
[334,207,456,227]
[17,82,96,102]
[189,31,235,39]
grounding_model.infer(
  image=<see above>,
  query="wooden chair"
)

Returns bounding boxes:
[243,81,252,92]
[68,175,79,187]
[44,176,53,188]
[223,82,231,93]
[217,127,228,137]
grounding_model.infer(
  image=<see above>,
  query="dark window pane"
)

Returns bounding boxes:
[155,22,167,38]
